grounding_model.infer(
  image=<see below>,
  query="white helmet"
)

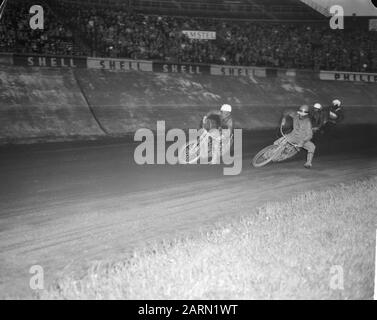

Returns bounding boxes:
[313,103,322,110]
[332,99,341,106]
[220,104,232,113]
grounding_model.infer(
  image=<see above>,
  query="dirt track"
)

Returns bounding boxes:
[0,131,376,299]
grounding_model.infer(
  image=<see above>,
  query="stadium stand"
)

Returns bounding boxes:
[0,0,85,55]
[0,0,376,72]
[57,0,325,20]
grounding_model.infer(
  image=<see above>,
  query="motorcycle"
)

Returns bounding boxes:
[251,121,300,168]
[178,117,233,164]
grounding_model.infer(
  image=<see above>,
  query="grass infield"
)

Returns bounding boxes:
[42,176,377,299]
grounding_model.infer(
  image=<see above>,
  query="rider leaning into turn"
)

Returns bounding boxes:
[314,99,344,137]
[202,104,233,132]
[309,99,344,135]
[281,104,315,169]
[310,103,328,134]
[202,104,233,163]
[326,99,344,125]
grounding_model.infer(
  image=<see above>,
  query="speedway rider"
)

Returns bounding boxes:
[320,99,344,136]
[310,103,328,134]
[310,99,344,135]
[327,99,344,125]
[201,104,233,163]
[281,105,316,169]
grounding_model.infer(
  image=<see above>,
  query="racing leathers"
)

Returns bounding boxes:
[327,104,344,124]
[321,104,344,137]
[202,110,233,132]
[279,110,315,168]
[310,107,328,134]
[202,110,233,163]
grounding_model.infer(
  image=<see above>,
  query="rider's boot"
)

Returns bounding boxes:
[304,152,314,169]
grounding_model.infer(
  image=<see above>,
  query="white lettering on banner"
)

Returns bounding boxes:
[182,30,216,40]
[27,56,77,67]
[210,65,266,78]
[320,70,377,83]
[87,58,152,72]
[162,64,202,74]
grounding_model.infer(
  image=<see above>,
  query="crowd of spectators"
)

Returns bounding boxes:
[50,3,377,72]
[0,0,84,56]
[1,1,376,72]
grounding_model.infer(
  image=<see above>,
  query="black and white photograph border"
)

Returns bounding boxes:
[0,0,377,302]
